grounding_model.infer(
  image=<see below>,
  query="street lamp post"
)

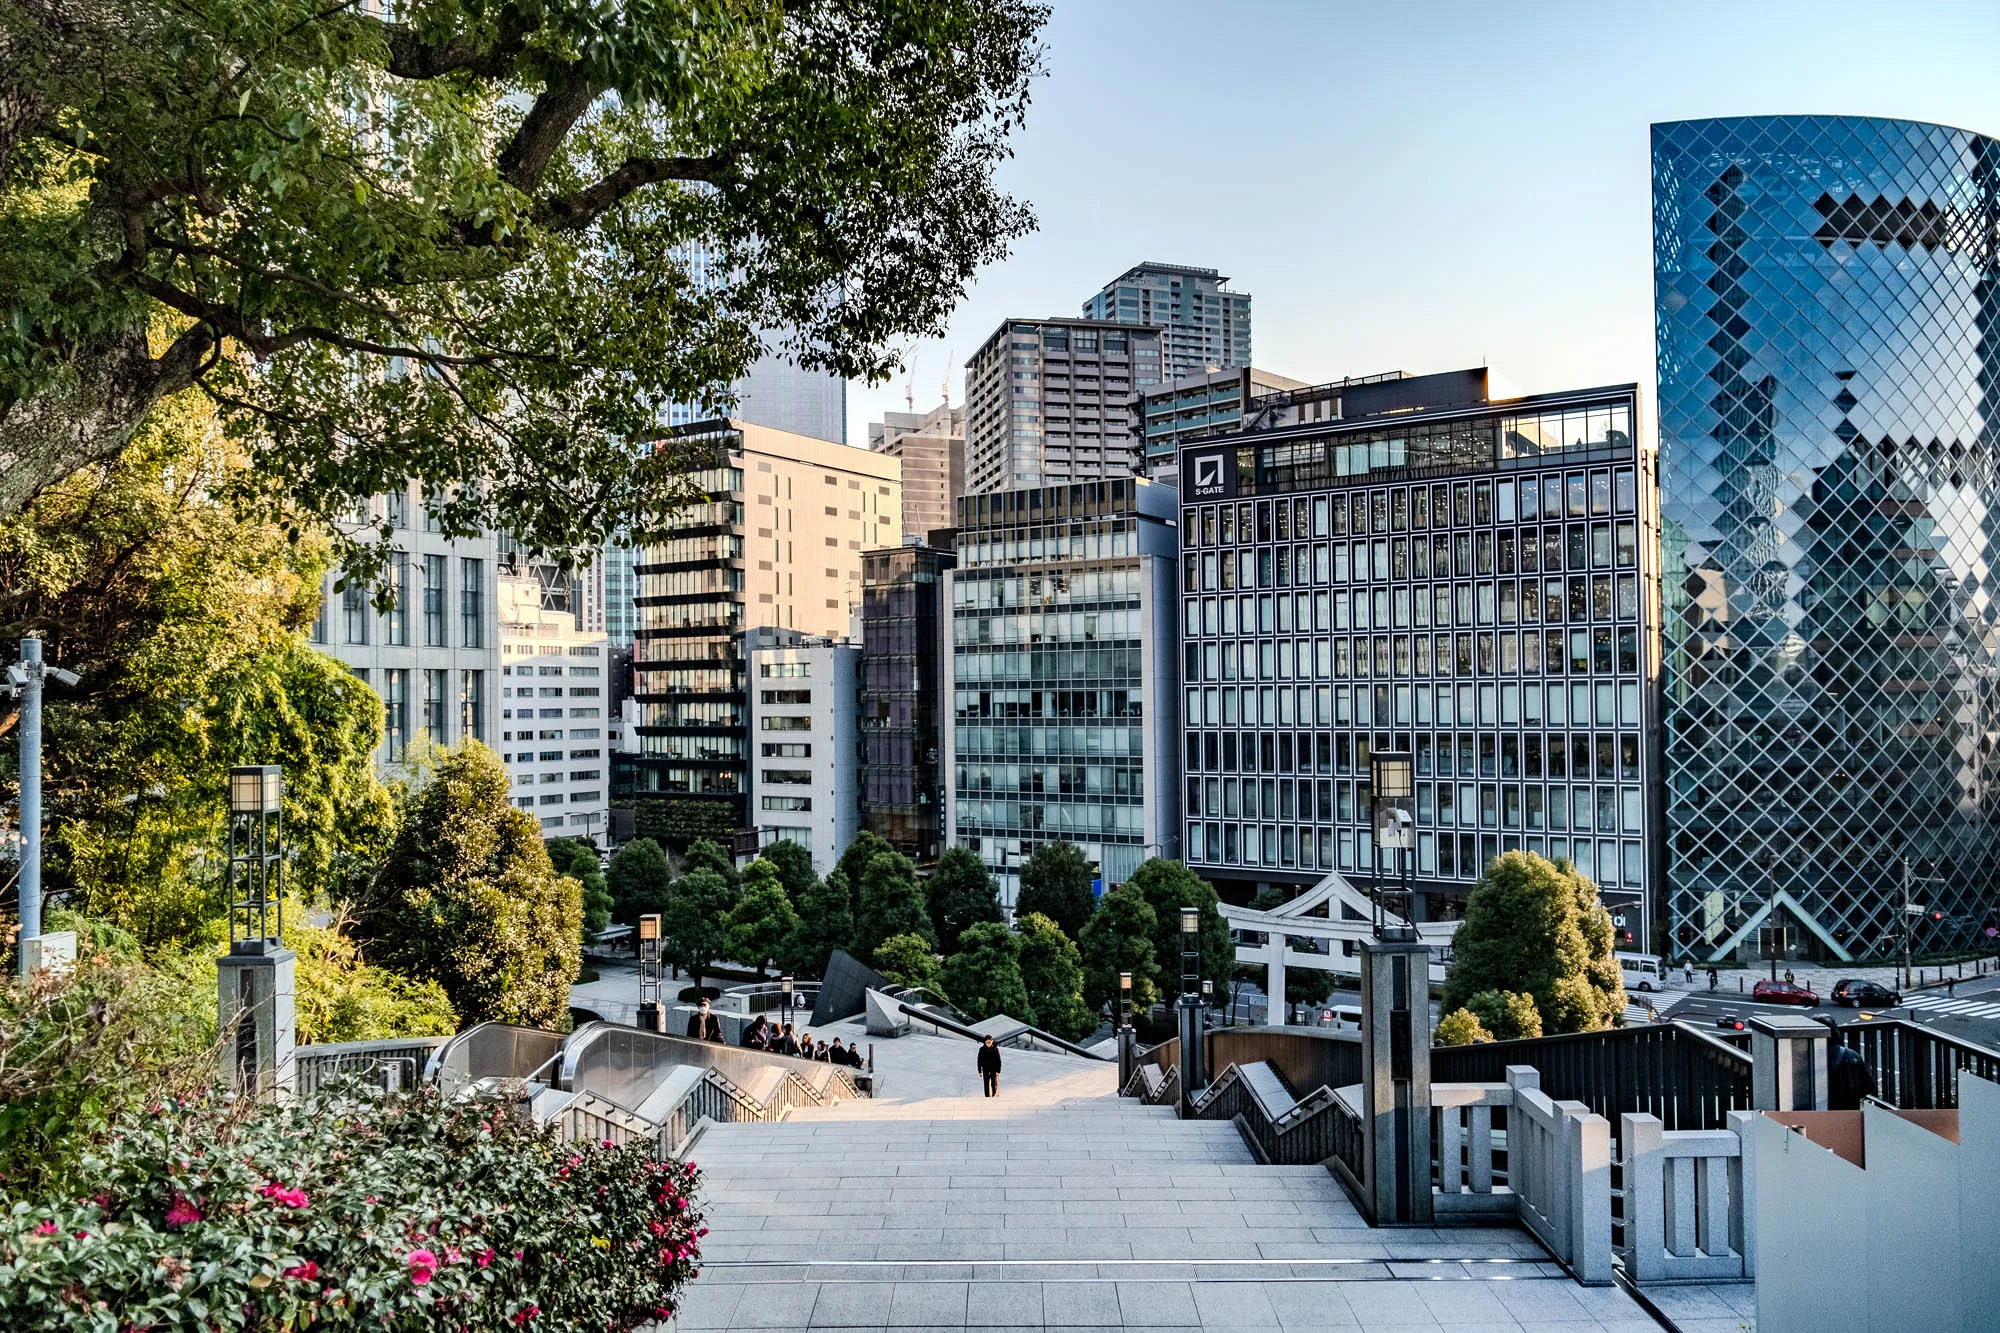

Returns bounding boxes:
[8,637,78,976]
[1359,748,1432,1224]
[1177,906,1204,1112]
[218,765,295,1099]
[637,913,664,1032]
[1117,970,1134,1090]
[1369,750,1416,941]
[781,973,795,1031]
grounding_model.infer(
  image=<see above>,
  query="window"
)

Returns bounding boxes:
[422,668,449,742]
[460,670,486,742]
[310,579,329,644]
[342,582,369,644]
[761,689,811,705]
[762,716,812,731]
[764,768,812,784]
[383,669,410,762]
[460,558,484,647]
[762,795,812,812]
[761,743,811,758]
[423,554,447,646]
[386,552,410,646]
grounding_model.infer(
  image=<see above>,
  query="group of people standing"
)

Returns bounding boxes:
[738,1012,864,1067]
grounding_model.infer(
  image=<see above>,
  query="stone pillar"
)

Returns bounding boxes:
[1265,939,1288,1027]
[1177,997,1206,1114]
[217,946,297,1100]
[1117,1026,1135,1093]
[1748,1012,1829,1111]
[1359,936,1433,1224]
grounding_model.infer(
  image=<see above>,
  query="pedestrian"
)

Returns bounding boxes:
[1784,968,1795,985]
[829,1037,849,1065]
[1822,1018,1875,1110]
[777,1023,800,1057]
[740,1014,769,1050]
[687,997,723,1043]
[977,1035,1002,1098]
[1707,967,1719,992]
[1683,960,1695,986]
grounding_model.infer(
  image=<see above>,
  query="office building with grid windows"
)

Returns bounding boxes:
[860,542,957,865]
[1081,261,1252,382]
[499,571,609,839]
[629,421,900,834]
[942,478,1181,909]
[747,636,861,876]
[1175,369,1661,939]
[963,317,1164,494]
[311,489,499,770]
[1655,116,2000,962]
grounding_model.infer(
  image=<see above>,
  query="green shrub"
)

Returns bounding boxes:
[1466,988,1543,1041]
[1435,1008,1493,1046]
[0,1083,705,1332]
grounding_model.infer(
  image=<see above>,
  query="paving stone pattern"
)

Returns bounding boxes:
[672,1060,1716,1331]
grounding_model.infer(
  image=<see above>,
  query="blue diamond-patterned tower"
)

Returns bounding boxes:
[1655,116,2000,962]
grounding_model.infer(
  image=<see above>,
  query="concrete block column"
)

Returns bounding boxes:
[218,947,297,1100]
[1359,936,1433,1224]
[1748,1012,1828,1111]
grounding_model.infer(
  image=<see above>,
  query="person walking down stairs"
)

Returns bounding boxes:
[977,1036,1002,1098]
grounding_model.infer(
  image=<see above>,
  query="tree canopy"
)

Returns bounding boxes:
[724,857,797,977]
[1076,879,1160,1016]
[606,836,673,924]
[1014,840,1096,938]
[927,846,1002,950]
[1,0,1049,582]
[758,838,818,908]
[1129,858,1232,994]
[1441,850,1625,1035]
[1015,911,1092,1042]
[853,849,930,960]
[872,932,941,995]
[661,865,736,989]
[937,920,1026,1024]
[783,871,854,979]
[547,836,612,942]
[355,742,581,1027]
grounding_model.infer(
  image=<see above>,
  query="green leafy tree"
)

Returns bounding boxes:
[854,849,931,961]
[1015,911,1094,1041]
[355,742,582,1028]
[1286,967,1340,1013]
[1014,840,1097,938]
[661,866,738,990]
[927,846,1003,949]
[759,839,819,908]
[1129,858,1234,994]
[288,915,460,1045]
[1466,989,1544,1041]
[937,921,1028,1023]
[0,395,392,947]
[830,830,897,919]
[1441,850,1624,1034]
[547,836,613,943]
[872,933,942,994]
[1,0,1048,585]
[1435,1008,1494,1046]
[724,858,798,978]
[606,837,673,925]
[784,872,856,979]
[680,837,740,891]
[1076,880,1160,1016]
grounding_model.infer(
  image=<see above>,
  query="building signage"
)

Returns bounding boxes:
[1185,449,1234,500]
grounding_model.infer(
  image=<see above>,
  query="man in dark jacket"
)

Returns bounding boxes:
[1824,1019,1875,1110]
[740,1015,769,1050]
[687,998,724,1043]
[977,1036,1002,1098]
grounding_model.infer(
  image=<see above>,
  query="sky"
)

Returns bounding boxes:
[843,0,2000,447]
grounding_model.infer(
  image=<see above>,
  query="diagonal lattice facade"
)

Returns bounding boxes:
[1655,116,2000,963]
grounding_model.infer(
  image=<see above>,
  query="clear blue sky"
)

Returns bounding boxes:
[845,0,2000,446]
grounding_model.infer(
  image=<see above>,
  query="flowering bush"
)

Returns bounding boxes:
[0,1083,704,1332]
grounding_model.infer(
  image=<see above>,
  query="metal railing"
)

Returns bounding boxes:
[424,1023,566,1097]
[1432,1020,1752,1144]
[294,1037,445,1098]
[1831,1018,2000,1109]
[1191,1061,1367,1173]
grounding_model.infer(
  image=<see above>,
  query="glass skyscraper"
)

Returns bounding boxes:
[1655,116,2000,962]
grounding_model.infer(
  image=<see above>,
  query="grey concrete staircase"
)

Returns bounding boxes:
[672,1075,1670,1330]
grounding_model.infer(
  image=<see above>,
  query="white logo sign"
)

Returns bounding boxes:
[1193,455,1224,490]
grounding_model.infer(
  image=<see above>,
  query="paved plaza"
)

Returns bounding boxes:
[669,1031,1754,1332]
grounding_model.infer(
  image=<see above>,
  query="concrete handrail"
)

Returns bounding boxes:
[423,1023,566,1097]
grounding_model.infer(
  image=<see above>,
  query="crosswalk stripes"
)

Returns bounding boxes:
[1623,989,1688,1025]
[1899,992,2000,1020]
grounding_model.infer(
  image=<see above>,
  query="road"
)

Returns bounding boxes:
[1663,971,2000,1049]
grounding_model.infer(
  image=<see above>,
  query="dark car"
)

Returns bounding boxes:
[1830,979,1901,1007]
[1751,979,1820,1006]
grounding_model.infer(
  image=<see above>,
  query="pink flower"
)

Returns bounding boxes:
[511,1304,539,1325]
[406,1248,439,1286]
[445,1247,462,1265]
[259,1182,309,1209]
[164,1194,203,1226]
[284,1261,319,1281]
[476,1248,495,1269]
[33,1221,57,1236]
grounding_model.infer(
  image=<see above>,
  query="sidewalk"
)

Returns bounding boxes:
[1697,957,1998,999]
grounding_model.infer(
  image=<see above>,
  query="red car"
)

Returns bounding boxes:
[1751,979,1820,1007]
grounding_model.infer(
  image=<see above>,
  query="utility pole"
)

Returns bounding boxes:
[9,637,78,976]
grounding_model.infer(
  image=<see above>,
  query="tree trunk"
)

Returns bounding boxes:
[0,324,214,518]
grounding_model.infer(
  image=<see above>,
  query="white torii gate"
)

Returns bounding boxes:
[1219,869,1462,1015]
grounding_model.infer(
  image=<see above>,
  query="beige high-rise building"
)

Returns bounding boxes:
[629,420,900,834]
[868,401,964,540]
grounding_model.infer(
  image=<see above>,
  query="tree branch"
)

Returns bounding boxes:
[375,14,537,80]
[534,154,730,231]
[496,70,603,195]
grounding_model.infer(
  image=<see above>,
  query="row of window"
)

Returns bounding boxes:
[1185,466,1640,547]
[1188,774,1643,835]
[1185,627,1643,688]
[1187,522,1641,597]
[1188,822,1643,887]
[358,667,485,762]
[315,557,486,649]
[955,724,1147,758]
[1185,580,1644,646]
[954,801,1149,836]
[1184,678,1645,733]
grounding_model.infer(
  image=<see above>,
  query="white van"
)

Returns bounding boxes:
[1316,1004,1363,1031]
[1617,951,1666,992]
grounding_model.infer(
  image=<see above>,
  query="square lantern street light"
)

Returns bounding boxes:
[781,974,795,1028]
[1180,906,1201,998]
[1370,750,1417,942]
[1119,970,1133,1029]
[225,765,284,954]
